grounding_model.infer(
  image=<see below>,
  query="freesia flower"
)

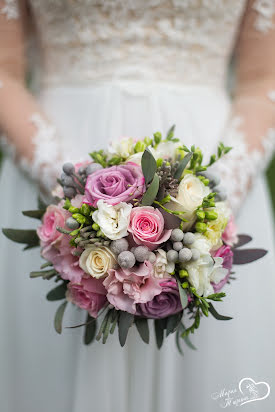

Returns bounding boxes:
[212,245,233,292]
[92,200,132,240]
[79,245,117,279]
[67,277,107,318]
[136,278,182,318]
[205,202,230,249]
[103,261,162,314]
[128,206,172,251]
[84,163,145,207]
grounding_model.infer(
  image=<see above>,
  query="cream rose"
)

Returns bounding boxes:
[92,200,132,240]
[79,246,117,279]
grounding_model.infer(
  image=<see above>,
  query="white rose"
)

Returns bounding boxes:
[153,249,173,278]
[79,245,116,279]
[127,146,158,165]
[165,174,210,230]
[155,140,181,160]
[185,254,227,296]
[92,200,132,240]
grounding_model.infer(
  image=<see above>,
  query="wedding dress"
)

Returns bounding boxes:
[0,1,275,411]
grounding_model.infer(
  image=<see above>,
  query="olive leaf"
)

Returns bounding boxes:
[166,311,183,337]
[135,317,150,344]
[141,148,157,184]
[22,210,45,220]
[154,319,164,349]
[176,278,188,309]
[84,314,97,345]
[2,228,39,246]
[46,283,68,301]
[233,248,267,264]
[118,311,135,347]
[174,152,193,180]
[141,174,160,206]
[54,301,68,334]
[208,302,232,321]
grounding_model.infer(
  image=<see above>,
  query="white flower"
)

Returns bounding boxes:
[155,140,181,160]
[127,146,158,165]
[92,200,132,240]
[153,249,174,278]
[185,254,227,296]
[79,245,116,279]
[190,233,212,255]
[107,137,135,158]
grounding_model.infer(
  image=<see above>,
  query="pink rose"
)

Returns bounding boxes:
[212,245,233,293]
[67,277,107,318]
[222,215,238,246]
[37,205,68,245]
[136,278,182,319]
[128,206,172,251]
[103,261,162,314]
[84,162,145,207]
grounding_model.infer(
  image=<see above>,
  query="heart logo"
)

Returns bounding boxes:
[239,377,270,406]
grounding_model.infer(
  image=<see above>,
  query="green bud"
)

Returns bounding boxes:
[181,282,189,289]
[92,223,100,231]
[153,131,162,144]
[97,229,104,238]
[69,206,79,214]
[70,229,80,237]
[80,204,91,216]
[72,213,87,224]
[203,178,209,186]
[208,201,216,208]
[179,269,189,278]
[205,210,218,220]
[63,198,71,210]
[156,158,163,168]
[196,210,205,221]
[144,136,153,146]
[134,141,146,153]
[195,222,207,233]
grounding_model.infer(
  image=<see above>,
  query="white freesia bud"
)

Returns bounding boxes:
[79,245,117,279]
[153,249,173,278]
[127,146,158,165]
[107,137,136,158]
[185,254,227,296]
[154,140,181,160]
[92,200,132,240]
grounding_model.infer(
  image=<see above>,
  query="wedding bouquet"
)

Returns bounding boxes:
[2,126,267,352]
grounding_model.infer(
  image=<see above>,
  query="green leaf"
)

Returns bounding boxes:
[141,174,160,206]
[84,314,97,345]
[2,228,39,246]
[118,311,134,347]
[176,279,188,309]
[175,329,184,355]
[30,269,56,279]
[166,124,175,140]
[54,301,67,334]
[154,319,164,349]
[141,148,157,184]
[174,152,193,180]
[38,196,48,210]
[46,283,67,301]
[22,210,45,220]
[208,302,233,321]
[180,323,197,350]
[135,317,150,344]
[166,311,183,336]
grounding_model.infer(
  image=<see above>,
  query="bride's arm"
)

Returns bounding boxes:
[0,0,64,192]
[214,0,275,214]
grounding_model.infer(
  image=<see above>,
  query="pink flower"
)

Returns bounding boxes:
[136,278,182,319]
[84,162,145,207]
[128,206,172,251]
[67,277,107,318]
[103,261,162,314]
[37,205,68,245]
[222,215,238,246]
[212,245,233,293]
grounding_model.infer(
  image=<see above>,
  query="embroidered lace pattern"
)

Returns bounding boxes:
[253,0,275,33]
[0,0,19,20]
[213,117,275,213]
[28,0,247,88]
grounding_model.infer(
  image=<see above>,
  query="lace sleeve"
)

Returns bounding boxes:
[0,0,66,193]
[213,0,275,214]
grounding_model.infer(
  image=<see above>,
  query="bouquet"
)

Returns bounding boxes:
[2,126,267,352]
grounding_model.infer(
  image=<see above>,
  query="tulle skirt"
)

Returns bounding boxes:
[0,81,274,411]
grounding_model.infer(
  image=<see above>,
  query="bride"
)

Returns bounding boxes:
[0,1,274,411]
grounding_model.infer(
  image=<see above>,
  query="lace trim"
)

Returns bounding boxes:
[253,0,275,33]
[213,117,275,213]
[0,0,19,20]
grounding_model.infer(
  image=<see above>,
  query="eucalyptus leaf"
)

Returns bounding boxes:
[141,174,160,206]
[166,311,183,337]
[176,279,188,309]
[2,228,39,246]
[102,310,113,344]
[22,210,45,220]
[180,323,197,350]
[141,148,157,184]
[233,234,253,248]
[46,283,67,301]
[84,314,97,345]
[154,319,164,349]
[30,269,56,279]
[208,302,232,321]
[135,317,150,344]
[174,152,193,180]
[233,248,267,264]
[118,311,134,347]
[175,329,184,355]
[54,301,67,334]
[38,196,48,210]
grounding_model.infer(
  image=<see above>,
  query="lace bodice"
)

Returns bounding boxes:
[26,0,247,89]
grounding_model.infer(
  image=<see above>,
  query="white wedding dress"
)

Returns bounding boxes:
[0,1,275,411]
